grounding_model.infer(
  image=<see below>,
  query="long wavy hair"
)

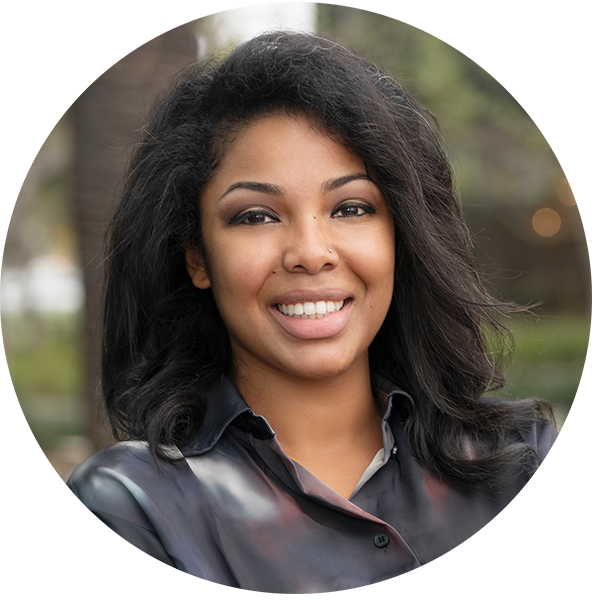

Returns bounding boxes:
[103,31,552,490]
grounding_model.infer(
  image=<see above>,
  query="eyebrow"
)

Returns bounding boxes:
[219,181,284,202]
[218,173,372,203]
[322,173,372,193]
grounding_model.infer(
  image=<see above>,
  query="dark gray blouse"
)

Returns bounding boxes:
[67,376,556,593]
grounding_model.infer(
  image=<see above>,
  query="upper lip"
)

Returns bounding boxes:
[272,288,351,306]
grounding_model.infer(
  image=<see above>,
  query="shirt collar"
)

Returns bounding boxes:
[371,372,415,422]
[180,373,414,456]
[178,377,266,456]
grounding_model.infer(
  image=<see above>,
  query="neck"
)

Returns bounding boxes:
[233,355,383,498]
[236,355,377,437]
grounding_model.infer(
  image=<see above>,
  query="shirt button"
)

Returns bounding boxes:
[373,532,389,548]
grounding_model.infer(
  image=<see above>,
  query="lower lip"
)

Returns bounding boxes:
[271,301,352,340]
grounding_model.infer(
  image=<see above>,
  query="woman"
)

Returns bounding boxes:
[67,31,556,593]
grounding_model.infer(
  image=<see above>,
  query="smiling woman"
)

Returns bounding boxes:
[67,31,556,593]
[185,114,395,496]
[188,115,394,373]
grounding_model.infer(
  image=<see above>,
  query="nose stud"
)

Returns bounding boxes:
[328,248,333,253]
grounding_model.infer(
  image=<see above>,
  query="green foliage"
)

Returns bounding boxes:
[502,316,590,413]
[4,312,86,447]
[4,312,83,396]
[513,316,590,363]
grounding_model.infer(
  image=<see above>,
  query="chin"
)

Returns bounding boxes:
[282,356,364,382]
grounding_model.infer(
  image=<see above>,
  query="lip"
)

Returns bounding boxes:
[272,288,350,306]
[271,298,352,340]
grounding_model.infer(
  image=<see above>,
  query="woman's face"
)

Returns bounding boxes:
[187,114,395,382]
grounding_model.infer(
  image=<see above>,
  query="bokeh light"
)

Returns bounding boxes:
[532,207,562,237]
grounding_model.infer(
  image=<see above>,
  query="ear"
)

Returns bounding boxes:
[185,248,211,289]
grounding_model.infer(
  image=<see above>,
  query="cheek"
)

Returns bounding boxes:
[208,240,276,307]
[344,227,395,285]
[374,222,396,277]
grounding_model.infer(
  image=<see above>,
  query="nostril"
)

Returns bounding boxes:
[283,238,339,274]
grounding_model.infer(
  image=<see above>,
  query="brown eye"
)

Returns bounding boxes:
[230,210,279,225]
[332,202,375,218]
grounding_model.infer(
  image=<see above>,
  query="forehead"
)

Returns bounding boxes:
[205,114,365,192]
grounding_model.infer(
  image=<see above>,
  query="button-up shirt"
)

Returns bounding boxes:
[67,375,556,593]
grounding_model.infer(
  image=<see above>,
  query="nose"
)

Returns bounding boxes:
[282,217,338,274]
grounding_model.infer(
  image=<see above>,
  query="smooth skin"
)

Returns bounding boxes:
[186,115,395,498]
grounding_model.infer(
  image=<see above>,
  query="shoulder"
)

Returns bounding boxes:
[481,396,558,462]
[480,397,559,486]
[67,441,185,524]
[67,441,189,567]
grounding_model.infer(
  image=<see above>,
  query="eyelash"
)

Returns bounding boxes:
[331,202,375,218]
[230,201,375,226]
[229,210,279,226]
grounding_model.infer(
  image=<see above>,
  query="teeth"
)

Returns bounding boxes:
[277,300,345,318]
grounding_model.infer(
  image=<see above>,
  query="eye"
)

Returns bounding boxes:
[229,209,280,226]
[331,202,375,218]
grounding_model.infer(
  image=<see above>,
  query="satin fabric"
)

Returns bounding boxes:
[67,376,556,593]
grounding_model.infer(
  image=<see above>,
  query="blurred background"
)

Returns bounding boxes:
[1,3,590,481]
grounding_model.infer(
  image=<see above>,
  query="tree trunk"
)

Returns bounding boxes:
[72,23,198,449]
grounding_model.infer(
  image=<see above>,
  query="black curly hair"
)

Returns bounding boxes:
[103,31,552,490]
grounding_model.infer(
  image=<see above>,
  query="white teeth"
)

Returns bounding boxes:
[277,300,346,318]
[304,302,316,315]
